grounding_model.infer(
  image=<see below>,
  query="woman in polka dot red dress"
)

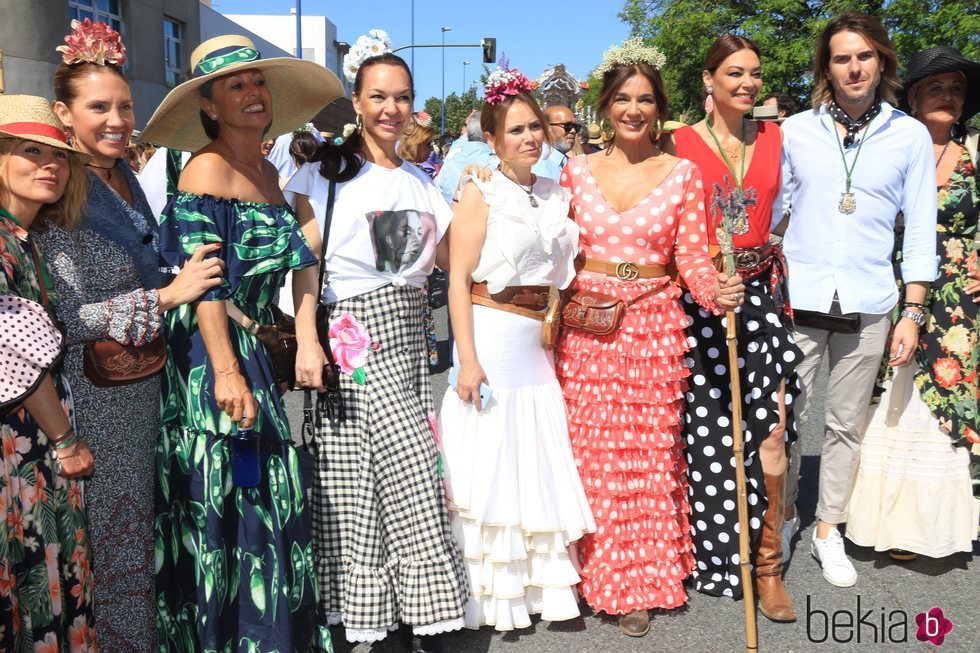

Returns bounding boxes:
[665,35,803,623]
[555,41,745,638]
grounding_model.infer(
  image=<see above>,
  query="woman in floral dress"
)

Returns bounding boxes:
[0,95,95,652]
[139,34,343,651]
[847,46,980,558]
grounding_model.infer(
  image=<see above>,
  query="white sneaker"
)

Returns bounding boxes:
[782,514,799,562]
[811,528,857,587]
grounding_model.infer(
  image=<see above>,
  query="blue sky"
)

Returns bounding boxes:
[211,0,631,106]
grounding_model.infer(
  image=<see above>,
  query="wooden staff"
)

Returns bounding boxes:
[718,227,758,653]
[0,49,6,94]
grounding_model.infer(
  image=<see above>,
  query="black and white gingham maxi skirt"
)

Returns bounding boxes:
[311,284,467,643]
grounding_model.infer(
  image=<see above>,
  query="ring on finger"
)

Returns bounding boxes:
[732,292,740,302]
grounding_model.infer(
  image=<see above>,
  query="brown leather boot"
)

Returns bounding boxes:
[618,609,651,637]
[755,472,797,622]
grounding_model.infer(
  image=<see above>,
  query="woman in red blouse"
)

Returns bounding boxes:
[665,34,801,623]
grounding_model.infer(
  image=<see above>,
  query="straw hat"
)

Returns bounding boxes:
[0,95,91,161]
[140,35,345,152]
[899,46,980,122]
[587,122,604,145]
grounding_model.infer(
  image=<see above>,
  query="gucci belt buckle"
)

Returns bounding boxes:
[734,251,760,269]
[615,261,640,280]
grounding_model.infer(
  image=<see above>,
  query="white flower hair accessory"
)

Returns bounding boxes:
[593,37,666,78]
[342,29,393,84]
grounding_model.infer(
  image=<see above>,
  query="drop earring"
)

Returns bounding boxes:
[704,86,714,115]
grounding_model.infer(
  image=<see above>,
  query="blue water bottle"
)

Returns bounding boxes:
[230,425,260,488]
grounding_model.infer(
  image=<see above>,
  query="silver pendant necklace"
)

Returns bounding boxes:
[499,167,538,207]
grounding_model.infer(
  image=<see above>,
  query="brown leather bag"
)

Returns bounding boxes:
[83,336,167,387]
[226,303,298,390]
[560,290,625,336]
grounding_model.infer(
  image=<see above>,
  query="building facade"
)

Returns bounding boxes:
[1,0,203,127]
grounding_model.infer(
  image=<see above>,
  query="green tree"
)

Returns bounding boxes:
[619,0,980,121]
[424,86,481,137]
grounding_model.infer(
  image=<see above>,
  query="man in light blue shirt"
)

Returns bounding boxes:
[777,12,937,588]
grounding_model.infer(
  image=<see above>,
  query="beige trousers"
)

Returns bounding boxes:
[785,312,891,524]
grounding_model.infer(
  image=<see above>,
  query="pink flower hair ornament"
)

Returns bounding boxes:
[56,18,127,67]
[415,111,433,128]
[484,68,533,106]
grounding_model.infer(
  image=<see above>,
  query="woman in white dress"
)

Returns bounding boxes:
[439,68,596,631]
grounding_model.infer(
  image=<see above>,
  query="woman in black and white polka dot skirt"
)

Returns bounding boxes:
[665,35,802,622]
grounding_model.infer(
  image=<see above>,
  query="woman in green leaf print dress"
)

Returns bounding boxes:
[140,35,344,651]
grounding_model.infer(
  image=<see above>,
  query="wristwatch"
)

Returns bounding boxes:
[900,309,926,327]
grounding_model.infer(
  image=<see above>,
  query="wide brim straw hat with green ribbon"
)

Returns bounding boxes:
[140,35,344,152]
[0,94,91,161]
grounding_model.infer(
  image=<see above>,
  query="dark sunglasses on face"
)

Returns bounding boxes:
[550,122,583,134]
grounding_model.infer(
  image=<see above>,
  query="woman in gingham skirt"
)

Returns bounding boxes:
[287,48,468,649]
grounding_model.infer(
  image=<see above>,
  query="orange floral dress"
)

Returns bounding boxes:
[556,156,720,615]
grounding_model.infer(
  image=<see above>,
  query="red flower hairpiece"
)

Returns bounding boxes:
[484,68,533,106]
[56,19,127,66]
[415,111,433,127]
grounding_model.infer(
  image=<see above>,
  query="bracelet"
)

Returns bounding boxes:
[53,433,80,451]
[903,302,926,310]
[214,363,239,377]
[48,427,76,445]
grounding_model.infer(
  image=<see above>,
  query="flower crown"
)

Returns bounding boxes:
[593,37,665,78]
[56,18,127,66]
[484,68,533,106]
[343,29,392,84]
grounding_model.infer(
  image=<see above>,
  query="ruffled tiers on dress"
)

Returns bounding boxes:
[442,371,595,630]
[557,275,699,615]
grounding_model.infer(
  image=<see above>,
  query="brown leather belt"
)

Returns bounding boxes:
[578,256,668,280]
[470,282,550,321]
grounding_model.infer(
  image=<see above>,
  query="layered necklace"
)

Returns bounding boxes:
[705,117,751,235]
[498,166,539,207]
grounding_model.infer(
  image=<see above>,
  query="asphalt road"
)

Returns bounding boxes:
[284,293,978,653]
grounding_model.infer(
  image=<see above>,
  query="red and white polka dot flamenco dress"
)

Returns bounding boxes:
[556,155,721,615]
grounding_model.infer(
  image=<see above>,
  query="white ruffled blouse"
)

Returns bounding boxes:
[467,170,578,293]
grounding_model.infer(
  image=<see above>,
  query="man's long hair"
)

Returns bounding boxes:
[811,12,901,109]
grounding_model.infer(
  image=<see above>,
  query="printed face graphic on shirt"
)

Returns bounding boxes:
[367,209,428,273]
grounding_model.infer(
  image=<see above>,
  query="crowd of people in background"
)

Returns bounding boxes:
[0,10,976,653]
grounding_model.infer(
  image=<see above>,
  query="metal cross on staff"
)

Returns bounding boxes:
[713,179,758,653]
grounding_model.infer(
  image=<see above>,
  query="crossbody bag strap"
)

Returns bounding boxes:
[316,179,338,298]
[305,179,339,440]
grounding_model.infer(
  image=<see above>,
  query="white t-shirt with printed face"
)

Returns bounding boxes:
[286,160,452,303]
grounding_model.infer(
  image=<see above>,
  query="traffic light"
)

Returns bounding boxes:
[481,38,496,64]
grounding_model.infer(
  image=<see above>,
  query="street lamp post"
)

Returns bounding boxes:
[441,26,452,138]
[410,0,415,78]
[463,60,470,93]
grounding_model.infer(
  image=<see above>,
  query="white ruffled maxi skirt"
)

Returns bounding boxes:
[439,304,596,630]
[846,363,979,557]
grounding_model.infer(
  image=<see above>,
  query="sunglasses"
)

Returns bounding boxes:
[549,122,583,134]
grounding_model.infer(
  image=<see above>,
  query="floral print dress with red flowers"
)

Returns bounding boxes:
[914,150,979,494]
[0,209,96,653]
